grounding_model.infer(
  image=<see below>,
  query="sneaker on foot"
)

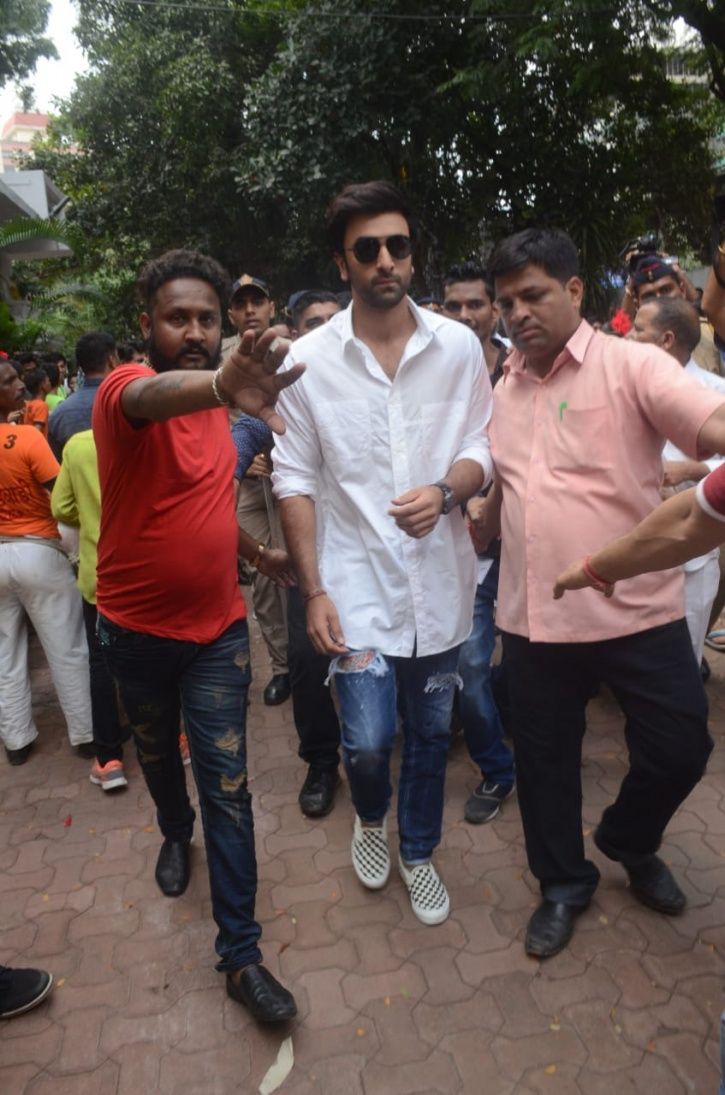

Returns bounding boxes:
[0,966,53,1018]
[351,815,390,889]
[464,779,514,824]
[89,758,128,791]
[398,856,450,925]
[179,732,191,767]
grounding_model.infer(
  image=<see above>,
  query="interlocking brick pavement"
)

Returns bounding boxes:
[2,617,725,1094]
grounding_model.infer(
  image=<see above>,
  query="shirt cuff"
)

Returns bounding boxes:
[454,445,493,489]
[271,472,318,501]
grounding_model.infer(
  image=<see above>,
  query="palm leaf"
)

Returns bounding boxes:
[0,217,79,252]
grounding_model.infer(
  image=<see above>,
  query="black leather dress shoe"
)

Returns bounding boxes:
[4,743,33,766]
[226,963,297,1022]
[155,839,191,897]
[525,900,586,958]
[263,674,291,706]
[299,766,340,818]
[625,855,686,915]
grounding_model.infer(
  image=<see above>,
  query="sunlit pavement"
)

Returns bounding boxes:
[1,611,724,1093]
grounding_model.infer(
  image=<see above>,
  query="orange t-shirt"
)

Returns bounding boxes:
[23,399,50,437]
[0,424,60,538]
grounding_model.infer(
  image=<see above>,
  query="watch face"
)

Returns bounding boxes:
[435,482,454,513]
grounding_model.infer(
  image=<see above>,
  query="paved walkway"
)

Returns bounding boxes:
[1,618,724,1094]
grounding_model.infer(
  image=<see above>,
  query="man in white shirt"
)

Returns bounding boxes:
[272,181,493,925]
[629,296,725,662]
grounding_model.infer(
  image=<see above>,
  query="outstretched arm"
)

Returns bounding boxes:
[553,487,725,599]
[121,327,304,432]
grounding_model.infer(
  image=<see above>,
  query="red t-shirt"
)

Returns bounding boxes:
[93,364,245,642]
[0,424,59,538]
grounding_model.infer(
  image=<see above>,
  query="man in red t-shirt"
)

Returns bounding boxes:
[93,249,303,1024]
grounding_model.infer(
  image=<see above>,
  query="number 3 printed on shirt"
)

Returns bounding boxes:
[3,434,17,449]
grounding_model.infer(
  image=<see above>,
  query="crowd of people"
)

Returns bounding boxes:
[2,179,725,1037]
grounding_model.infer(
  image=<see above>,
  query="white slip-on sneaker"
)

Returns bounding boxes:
[398,856,450,925]
[351,815,390,889]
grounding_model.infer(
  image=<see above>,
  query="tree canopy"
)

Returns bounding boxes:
[0,0,56,93]
[24,0,725,333]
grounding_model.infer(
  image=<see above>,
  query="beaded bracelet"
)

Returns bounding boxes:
[211,367,231,406]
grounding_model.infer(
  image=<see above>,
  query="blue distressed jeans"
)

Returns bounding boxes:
[457,560,515,788]
[97,615,262,972]
[330,646,461,863]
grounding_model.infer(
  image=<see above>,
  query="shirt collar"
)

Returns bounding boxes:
[339,296,437,359]
[503,318,594,382]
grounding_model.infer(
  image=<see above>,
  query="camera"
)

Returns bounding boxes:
[619,231,660,272]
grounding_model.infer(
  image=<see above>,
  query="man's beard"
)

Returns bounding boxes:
[147,333,222,373]
[353,272,411,312]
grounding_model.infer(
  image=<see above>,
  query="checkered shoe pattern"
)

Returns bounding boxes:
[398,857,450,925]
[351,816,390,890]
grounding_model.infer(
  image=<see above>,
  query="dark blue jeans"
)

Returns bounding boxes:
[97,615,262,971]
[457,560,515,788]
[330,646,461,863]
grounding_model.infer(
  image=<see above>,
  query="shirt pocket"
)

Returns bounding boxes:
[545,406,612,474]
[420,400,468,470]
[316,400,372,482]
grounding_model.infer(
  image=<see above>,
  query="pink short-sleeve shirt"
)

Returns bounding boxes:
[491,321,725,642]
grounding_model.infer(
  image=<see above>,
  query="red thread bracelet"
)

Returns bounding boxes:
[304,588,327,604]
[582,555,615,594]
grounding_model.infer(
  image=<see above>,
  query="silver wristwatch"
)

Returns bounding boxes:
[432,480,456,515]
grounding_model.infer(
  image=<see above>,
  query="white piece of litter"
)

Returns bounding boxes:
[259,1035,294,1095]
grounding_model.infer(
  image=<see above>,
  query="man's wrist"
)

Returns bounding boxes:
[432,480,455,515]
[212,366,233,406]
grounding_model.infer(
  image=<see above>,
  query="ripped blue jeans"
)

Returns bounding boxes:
[97,615,262,972]
[329,646,462,863]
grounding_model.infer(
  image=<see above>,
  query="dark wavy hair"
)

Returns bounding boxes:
[137,249,231,311]
[326,181,418,255]
[443,261,495,303]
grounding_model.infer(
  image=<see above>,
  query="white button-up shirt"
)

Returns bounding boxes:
[272,300,493,657]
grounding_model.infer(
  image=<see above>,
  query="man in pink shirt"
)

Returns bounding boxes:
[484,227,725,958]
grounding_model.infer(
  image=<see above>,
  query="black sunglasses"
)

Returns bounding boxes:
[346,234,413,264]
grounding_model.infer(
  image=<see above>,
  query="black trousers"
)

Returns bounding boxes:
[287,588,340,771]
[502,619,712,906]
[82,599,123,765]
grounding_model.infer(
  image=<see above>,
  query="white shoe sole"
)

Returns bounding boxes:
[89,772,128,791]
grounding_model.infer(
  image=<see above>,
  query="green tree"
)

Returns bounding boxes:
[0,0,56,91]
[27,0,725,322]
[238,0,722,309]
[27,0,289,330]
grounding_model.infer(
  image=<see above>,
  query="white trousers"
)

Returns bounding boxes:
[684,552,721,664]
[0,541,92,751]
